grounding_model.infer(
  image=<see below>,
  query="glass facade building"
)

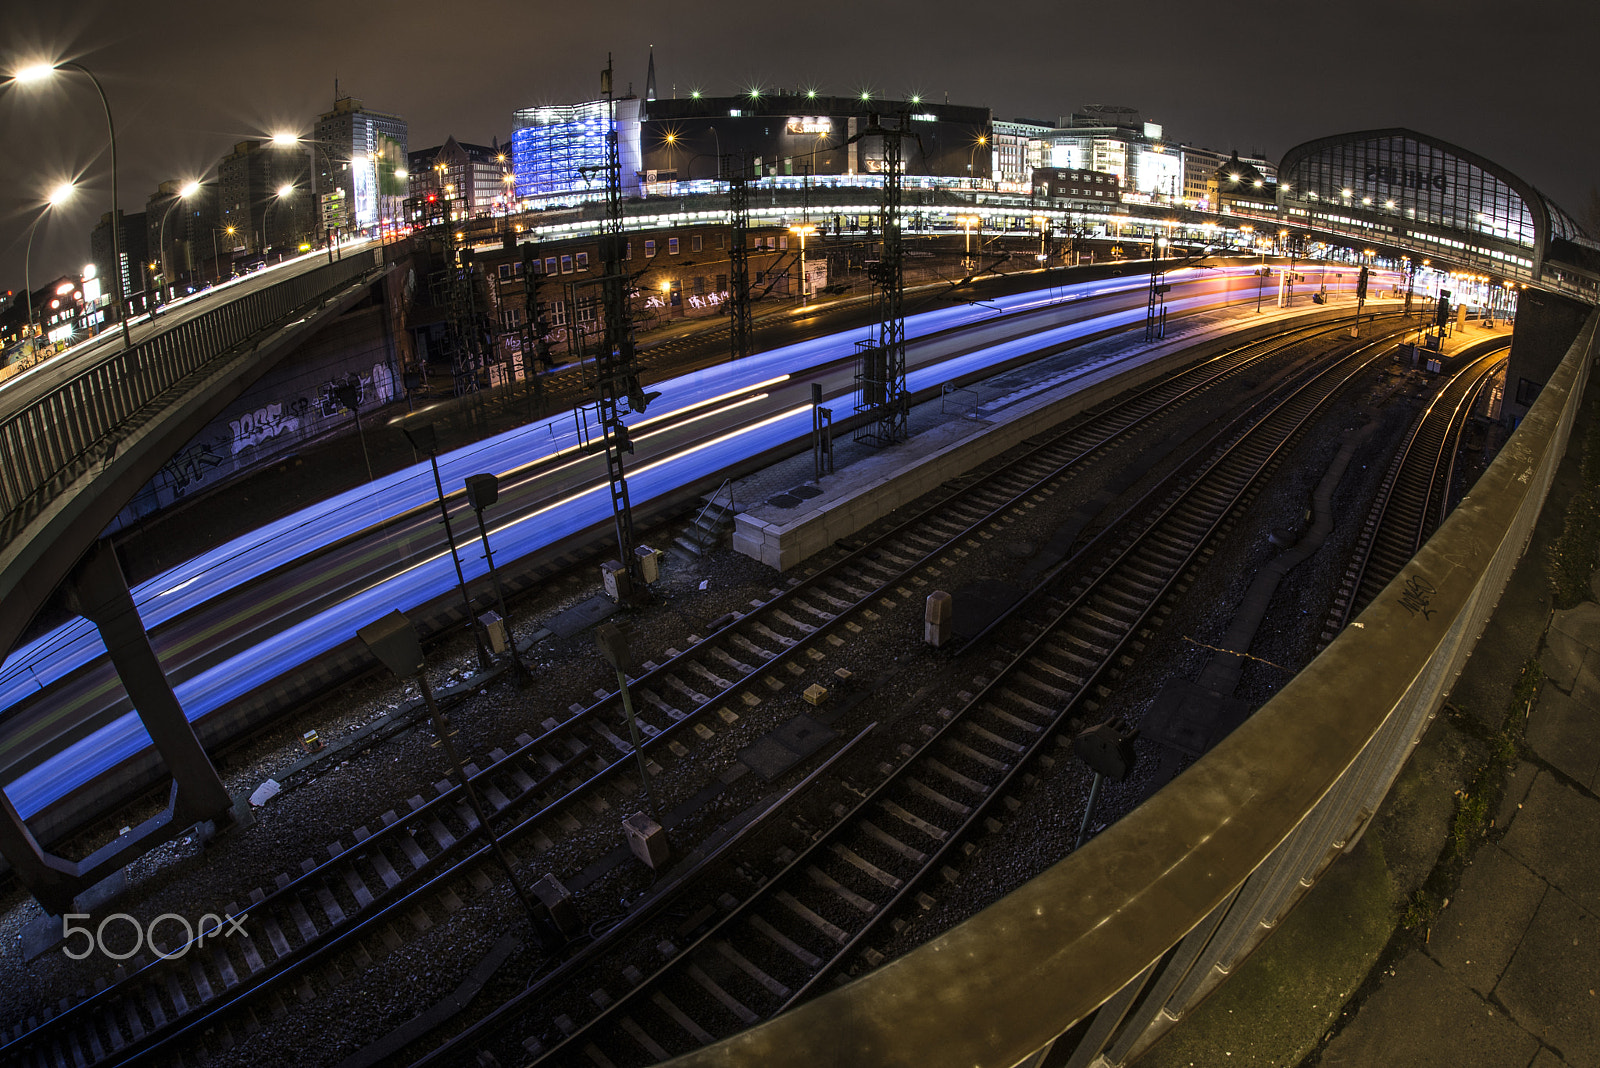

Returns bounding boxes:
[1278,129,1587,282]
[512,99,642,200]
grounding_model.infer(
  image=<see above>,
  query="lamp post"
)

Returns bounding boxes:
[273,132,342,262]
[1033,214,1048,265]
[22,182,75,353]
[261,183,293,259]
[968,135,988,184]
[595,622,656,816]
[789,224,816,302]
[156,180,203,304]
[957,214,978,268]
[211,225,238,284]
[9,61,131,348]
[392,412,494,672]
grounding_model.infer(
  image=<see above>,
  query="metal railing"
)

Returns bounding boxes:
[0,250,380,548]
[664,307,1598,1068]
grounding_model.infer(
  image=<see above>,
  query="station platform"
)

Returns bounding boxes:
[729,294,1427,571]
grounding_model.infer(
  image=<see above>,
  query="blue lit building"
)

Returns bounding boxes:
[512,98,643,200]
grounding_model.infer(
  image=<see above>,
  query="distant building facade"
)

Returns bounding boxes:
[90,209,149,313]
[314,97,408,237]
[217,140,314,257]
[408,137,513,222]
[511,91,993,202]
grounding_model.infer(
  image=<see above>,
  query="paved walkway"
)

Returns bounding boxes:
[1142,351,1600,1067]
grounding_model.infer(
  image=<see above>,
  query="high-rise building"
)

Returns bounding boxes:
[90,209,149,314]
[313,97,408,237]
[217,140,313,256]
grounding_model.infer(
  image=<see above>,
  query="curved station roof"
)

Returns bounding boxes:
[1275,128,1597,299]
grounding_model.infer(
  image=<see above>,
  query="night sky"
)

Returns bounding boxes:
[3,0,1596,292]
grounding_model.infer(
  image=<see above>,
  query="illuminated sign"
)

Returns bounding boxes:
[786,117,832,135]
[1364,164,1447,193]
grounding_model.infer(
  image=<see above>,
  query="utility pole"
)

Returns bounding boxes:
[589,55,657,600]
[727,152,753,361]
[850,113,910,446]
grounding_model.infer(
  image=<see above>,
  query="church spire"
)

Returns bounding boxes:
[645,45,657,102]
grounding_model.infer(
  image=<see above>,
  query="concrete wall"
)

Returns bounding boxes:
[107,299,400,530]
[1504,286,1591,427]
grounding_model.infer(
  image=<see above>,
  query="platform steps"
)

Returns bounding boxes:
[675,482,738,557]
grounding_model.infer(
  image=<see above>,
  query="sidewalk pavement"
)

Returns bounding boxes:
[1142,353,1600,1067]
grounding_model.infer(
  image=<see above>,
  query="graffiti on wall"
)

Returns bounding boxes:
[160,442,226,497]
[228,402,301,455]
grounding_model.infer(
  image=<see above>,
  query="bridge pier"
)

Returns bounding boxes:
[0,542,237,915]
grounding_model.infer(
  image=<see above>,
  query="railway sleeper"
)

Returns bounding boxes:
[747,914,822,969]
[941,737,1008,773]
[906,776,970,815]
[962,720,1028,754]
[775,892,848,946]
[713,941,790,999]
[806,866,877,914]
[685,662,734,690]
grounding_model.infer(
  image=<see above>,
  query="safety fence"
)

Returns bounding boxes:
[0,250,380,549]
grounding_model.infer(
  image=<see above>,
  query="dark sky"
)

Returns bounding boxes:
[4,0,1596,292]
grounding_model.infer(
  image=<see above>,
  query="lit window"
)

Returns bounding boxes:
[668,237,680,255]
[645,240,657,257]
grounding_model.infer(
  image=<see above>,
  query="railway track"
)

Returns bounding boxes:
[1,312,1395,1068]
[400,320,1415,1068]
[1323,343,1510,639]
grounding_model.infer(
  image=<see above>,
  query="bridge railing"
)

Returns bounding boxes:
[666,310,1598,1068]
[0,250,379,546]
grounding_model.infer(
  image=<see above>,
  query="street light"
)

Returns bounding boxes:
[211,225,238,284]
[22,182,76,354]
[789,224,816,302]
[261,182,294,259]
[156,179,204,304]
[1033,214,1049,264]
[957,214,979,267]
[273,131,343,262]
[9,60,131,348]
[968,135,988,182]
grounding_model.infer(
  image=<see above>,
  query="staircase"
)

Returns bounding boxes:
[675,482,738,557]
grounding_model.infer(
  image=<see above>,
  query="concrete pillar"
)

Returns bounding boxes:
[0,790,81,916]
[65,542,233,826]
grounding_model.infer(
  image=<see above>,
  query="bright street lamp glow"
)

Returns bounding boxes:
[271,132,299,146]
[14,63,56,83]
[48,182,75,206]
[180,181,201,197]
[276,183,294,197]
